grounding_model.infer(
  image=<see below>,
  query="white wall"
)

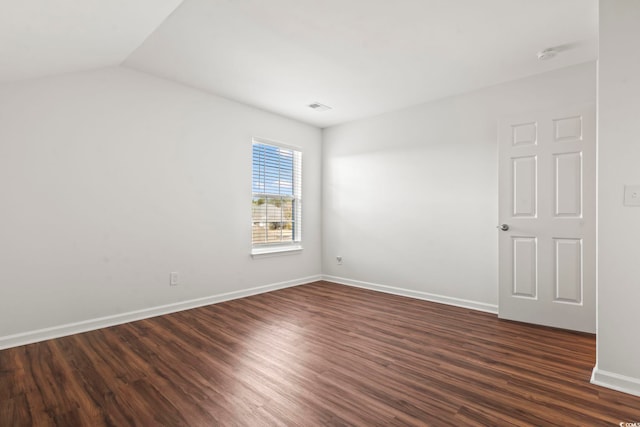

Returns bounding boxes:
[592,0,640,396]
[322,63,596,310]
[0,67,322,342]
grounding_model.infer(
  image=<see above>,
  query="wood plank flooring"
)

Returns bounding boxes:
[1,281,639,426]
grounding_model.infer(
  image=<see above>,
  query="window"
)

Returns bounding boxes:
[251,138,302,254]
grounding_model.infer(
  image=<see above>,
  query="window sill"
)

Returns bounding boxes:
[251,245,303,258]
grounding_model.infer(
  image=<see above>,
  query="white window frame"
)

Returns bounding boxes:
[251,137,302,257]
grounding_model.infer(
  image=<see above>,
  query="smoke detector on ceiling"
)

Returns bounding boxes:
[537,48,558,61]
[308,102,332,112]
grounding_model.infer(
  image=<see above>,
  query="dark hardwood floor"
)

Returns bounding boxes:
[1,281,639,426]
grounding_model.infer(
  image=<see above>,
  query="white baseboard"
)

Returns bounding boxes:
[0,274,498,350]
[323,275,498,314]
[591,367,640,398]
[0,275,322,350]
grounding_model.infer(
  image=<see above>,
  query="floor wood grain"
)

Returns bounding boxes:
[1,281,639,426]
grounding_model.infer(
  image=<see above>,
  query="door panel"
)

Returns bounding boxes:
[553,238,582,303]
[512,156,537,217]
[498,104,595,333]
[512,122,537,146]
[553,116,583,142]
[554,152,582,217]
[512,237,537,298]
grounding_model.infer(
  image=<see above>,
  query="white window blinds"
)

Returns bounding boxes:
[251,139,302,247]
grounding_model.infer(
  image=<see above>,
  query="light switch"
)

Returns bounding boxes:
[170,272,179,286]
[624,185,640,206]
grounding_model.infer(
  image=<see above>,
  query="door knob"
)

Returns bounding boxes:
[497,224,509,231]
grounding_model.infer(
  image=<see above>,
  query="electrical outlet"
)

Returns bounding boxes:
[170,272,179,286]
[336,256,343,265]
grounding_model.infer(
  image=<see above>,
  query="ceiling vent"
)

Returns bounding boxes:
[537,47,558,60]
[308,102,332,112]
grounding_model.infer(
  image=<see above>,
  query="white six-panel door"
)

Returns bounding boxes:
[498,105,595,333]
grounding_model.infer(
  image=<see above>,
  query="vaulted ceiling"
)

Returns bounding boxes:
[2,0,598,127]
[0,0,183,82]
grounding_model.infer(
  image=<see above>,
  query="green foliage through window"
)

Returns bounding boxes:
[252,140,302,246]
